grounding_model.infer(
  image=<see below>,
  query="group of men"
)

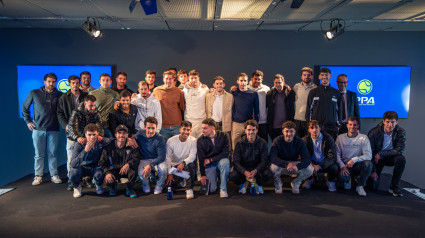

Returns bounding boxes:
[22,67,407,199]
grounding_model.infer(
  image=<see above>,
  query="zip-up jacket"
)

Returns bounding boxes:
[68,103,104,141]
[233,135,268,174]
[305,85,342,128]
[22,86,63,131]
[302,132,337,169]
[197,131,230,176]
[266,85,295,132]
[70,138,113,168]
[368,122,406,172]
[57,89,87,129]
[109,104,138,137]
[111,84,134,95]
[98,140,141,175]
[270,135,311,170]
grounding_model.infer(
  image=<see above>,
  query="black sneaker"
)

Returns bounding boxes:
[66,182,73,191]
[389,185,403,197]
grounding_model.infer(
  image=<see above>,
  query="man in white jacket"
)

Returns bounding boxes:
[132,81,162,133]
[336,116,372,196]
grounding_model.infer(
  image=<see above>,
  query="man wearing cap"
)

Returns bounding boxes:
[98,124,141,198]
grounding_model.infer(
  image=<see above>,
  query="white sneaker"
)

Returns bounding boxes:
[142,182,151,193]
[73,185,82,198]
[120,178,129,184]
[344,177,352,190]
[186,189,194,199]
[274,178,283,194]
[154,185,162,195]
[51,175,62,184]
[32,176,42,186]
[220,189,228,198]
[327,181,337,192]
[291,180,301,194]
[356,186,367,197]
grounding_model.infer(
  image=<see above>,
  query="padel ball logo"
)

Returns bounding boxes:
[357,79,373,95]
[57,79,71,93]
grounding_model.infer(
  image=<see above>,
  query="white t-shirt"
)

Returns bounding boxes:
[211,94,223,122]
[166,135,197,174]
[183,83,209,122]
[248,84,270,124]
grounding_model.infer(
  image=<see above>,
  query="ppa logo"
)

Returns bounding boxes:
[56,79,71,93]
[357,79,373,95]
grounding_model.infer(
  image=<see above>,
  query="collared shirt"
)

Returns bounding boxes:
[211,94,223,122]
[340,90,348,122]
[312,133,325,163]
[382,132,393,151]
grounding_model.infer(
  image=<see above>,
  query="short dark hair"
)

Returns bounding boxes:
[119,90,132,99]
[181,120,192,128]
[319,68,331,74]
[144,116,158,126]
[146,70,156,76]
[188,70,199,77]
[274,74,284,81]
[347,116,360,124]
[84,95,97,102]
[167,67,177,73]
[100,73,111,79]
[44,73,57,81]
[84,123,99,134]
[117,72,127,77]
[251,70,263,78]
[237,73,248,80]
[307,120,320,129]
[282,121,296,130]
[138,81,149,89]
[68,75,80,84]
[244,119,258,129]
[202,118,216,128]
[337,74,348,80]
[177,69,188,76]
[80,71,91,78]
[383,111,399,121]
[213,76,225,84]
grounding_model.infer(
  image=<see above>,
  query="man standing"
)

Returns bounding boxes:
[132,81,162,132]
[153,71,185,142]
[167,67,178,87]
[89,73,120,138]
[165,121,197,199]
[336,74,360,134]
[182,70,209,138]
[205,76,233,134]
[247,70,270,142]
[112,72,134,94]
[99,125,141,198]
[293,67,317,138]
[109,90,138,137]
[69,123,111,198]
[306,67,342,140]
[230,120,270,195]
[336,117,372,196]
[22,73,63,185]
[177,69,189,90]
[197,118,231,198]
[131,117,167,195]
[266,74,295,141]
[145,70,158,93]
[269,121,313,194]
[57,75,87,190]
[302,120,339,192]
[368,111,406,197]
[231,73,259,149]
[80,71,95,93]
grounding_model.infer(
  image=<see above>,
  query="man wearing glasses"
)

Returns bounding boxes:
[336,74,360,134]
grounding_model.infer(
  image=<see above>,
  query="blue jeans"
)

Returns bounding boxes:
[138,160,167,187]
[339,160,372,187]
[159,126,180,143]
[69,165,103,187]
[205,158,230,193]
[32,130,59,177]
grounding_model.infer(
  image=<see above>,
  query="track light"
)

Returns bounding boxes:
[82,17,102,39]
[321,18,345,41]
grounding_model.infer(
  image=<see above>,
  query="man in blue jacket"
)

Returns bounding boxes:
[22,73,63,186]
[269,121,314,194]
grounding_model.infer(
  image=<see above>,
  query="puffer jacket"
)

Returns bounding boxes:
[68,103,104,140]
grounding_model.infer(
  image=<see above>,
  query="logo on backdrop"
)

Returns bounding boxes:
[57,79,71,93]
[357,79,375,106]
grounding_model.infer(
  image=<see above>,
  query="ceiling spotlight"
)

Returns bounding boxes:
[321,18,345,41]
[82,17,102,39]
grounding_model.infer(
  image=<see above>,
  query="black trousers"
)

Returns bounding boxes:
[258,123,268,143]
[105,167,137,187]
[269,128,283,142]
[169,162,197,190]
[376,155,406,188]
[311,163,339,181]
[229,169,272,186]
[294,120,308,138]
[323,125,339,141]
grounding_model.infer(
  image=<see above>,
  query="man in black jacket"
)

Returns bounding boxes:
[197,118,231,198]
[109,90,138,137]
[266,74,295,141]
[336,74,360,134]
[57,75,88,189]
[98,125,141,198]
[111,72,134,95]
[305,68,342,140]
[368,111,406,197]
[302,120,339,192]
[269,121,314,194]
[229,120,271,195]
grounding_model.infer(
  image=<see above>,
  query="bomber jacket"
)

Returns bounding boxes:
[266,85,295,132]
[109,104,138,137]
[305,85,342,128]
[302,132,337,169]
[57,89,87,129]
[368,122,406,172]
[270,135,311,170]
[233,135,268,174]
[70,138,113,168]
[98,140,141,175]
[68,103,104,141]
[22,86,63,131]
[197,131,230,176]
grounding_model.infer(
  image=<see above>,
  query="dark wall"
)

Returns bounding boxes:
[1,29,424,187]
